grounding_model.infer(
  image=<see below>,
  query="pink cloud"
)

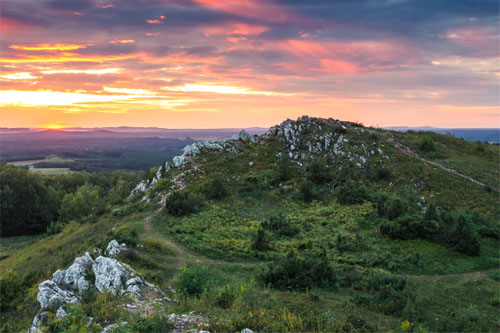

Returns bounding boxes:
[445,26,499,55]
[204,22,269,43]
[270,39,417,75]
[192,0,301,23]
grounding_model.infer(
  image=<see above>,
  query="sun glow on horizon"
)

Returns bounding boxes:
[42,124,66,130]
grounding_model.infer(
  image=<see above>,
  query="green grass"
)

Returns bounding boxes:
[0,235,45,260]
[2,121,499,332]
[31,167,73,175]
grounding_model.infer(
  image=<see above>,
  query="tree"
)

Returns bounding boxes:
[0,164,57,236]
[59,183,105,222]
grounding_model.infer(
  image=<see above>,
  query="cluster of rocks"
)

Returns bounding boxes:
[130,116,389,199]
[266,116,388,169]
[130,130,257,199]
[29,240,163,332]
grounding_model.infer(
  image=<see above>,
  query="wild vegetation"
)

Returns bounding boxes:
[1,117,499,332]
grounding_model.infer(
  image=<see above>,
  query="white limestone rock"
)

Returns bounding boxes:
[37,280,80,310]
[105,239,127,258]
[28,312,49,333]
[56,306,68,319]
[103,322,128,333]
[241,329,254,333]
[233,130,256,143]
[93,256,132,294]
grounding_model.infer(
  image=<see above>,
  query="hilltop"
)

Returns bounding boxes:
[1,116,499,332]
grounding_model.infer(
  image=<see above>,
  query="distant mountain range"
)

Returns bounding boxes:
[1,126,498,143]
[384,127,500,143]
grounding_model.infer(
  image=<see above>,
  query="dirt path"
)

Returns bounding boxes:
[386,136,498,191]
[405,268,496,279]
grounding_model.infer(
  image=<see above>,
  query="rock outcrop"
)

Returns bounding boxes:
[29,240,162,333]
[105,239,126,257]
[130,116,387,200]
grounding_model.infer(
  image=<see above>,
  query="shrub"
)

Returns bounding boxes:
[202,174,229,200]
[275,157,296,183]
[298,180,317,203]
[307,159,333,184]
[337,180,368,205]
[129,314,174,332]
[215,285,236,309]
[260,251,337,290]
[453,213,480,256]
[0,270,24,311]
[262,214,299,237]
[380,214,439,240]
[165,190,204,216]
[375,166,391,180]
[418,136,435,152]
[378,195,406,220]
[252,227,270,251]
[176,262,211,297]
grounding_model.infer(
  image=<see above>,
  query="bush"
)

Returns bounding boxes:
[252,227,270,251]
[380,214,439,240]
[129,314,174,332]
[378,195,406,220]
[176,262,211,297]
[418,136,435,152]
[0,270,24,311]
[307,159,333,184]
[275,158,296,183]
[298,180,317,203]
[215,285,236,309]
[453,213,480,256]
[202,174,229,200]
[260,251,337,290]
[337,180,368,205]
[262,214,299,237]
[375,166,391,180]
[165,190,204,216]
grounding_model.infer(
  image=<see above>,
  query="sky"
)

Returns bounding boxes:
[0,0,499,129]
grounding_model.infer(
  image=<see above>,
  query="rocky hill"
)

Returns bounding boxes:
[2,116,499,332]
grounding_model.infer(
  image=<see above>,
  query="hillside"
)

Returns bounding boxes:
[1,116,499,332]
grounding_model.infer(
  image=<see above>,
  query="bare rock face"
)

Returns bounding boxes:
[105,239,127,257]
[37,280,80,310]
[52,252,94,293]
[93,256,133,294]
[233,130,256,143]
[29,240,163,332]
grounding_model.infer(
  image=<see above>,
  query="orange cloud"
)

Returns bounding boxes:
[109,39,136,44]
[0,72,39,80]
[0,53,135,63]
[147,19,162,24]
[10,43,88,51]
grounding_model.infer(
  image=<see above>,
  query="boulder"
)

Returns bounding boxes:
[52,252,94,292]
[241,329,254,333]
[56,306,68,319]
[93,256,132,294]
[28,312,49,333]
[37,280,80,310]
[233,130,256,143]
[105,240,127,257]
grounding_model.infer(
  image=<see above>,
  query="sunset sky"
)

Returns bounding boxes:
[1,0,498,129]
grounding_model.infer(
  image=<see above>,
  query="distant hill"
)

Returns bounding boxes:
[385,126,500,143]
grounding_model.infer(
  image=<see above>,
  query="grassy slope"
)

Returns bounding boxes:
[1,123,499,332]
